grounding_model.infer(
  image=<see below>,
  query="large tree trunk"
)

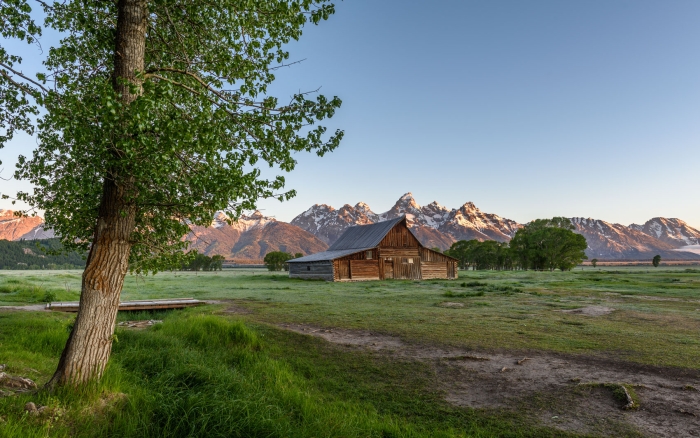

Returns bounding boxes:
[47,0,147,387]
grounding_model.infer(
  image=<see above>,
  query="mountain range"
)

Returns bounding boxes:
[2,194,700,261]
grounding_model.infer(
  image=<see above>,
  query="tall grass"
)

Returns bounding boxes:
[0,310,576,437]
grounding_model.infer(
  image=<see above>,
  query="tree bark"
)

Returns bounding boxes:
[47,0,147,387]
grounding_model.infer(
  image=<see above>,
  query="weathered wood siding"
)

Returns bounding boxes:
[379,248,420,259]
[393,259,421,279]
[334,259,350,281]
[379,224,420,248]
[448,261,458,279]
[384,260,394,279]
[295,219,457,282]
[418,248,458,279]
[421,262,447,279]
[349,260,380,280]
[289,261,334,281]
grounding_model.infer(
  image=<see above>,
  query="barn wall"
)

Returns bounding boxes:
[293,220,458,282]
[350,260,380,280]
[421,262,447,279]
[419,247,454,263]
[418,248,458,280]
[448,261,458,279]
[379,223,420,248]
[341,249,377,260]
[388,258,420,279]
[289,261,334,281]
[379,248,420,259]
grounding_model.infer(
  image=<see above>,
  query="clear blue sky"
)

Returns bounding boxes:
[2,0,699,227]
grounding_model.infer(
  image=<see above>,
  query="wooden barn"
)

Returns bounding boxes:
[288,216,458,281]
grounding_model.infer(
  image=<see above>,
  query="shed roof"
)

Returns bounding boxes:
[287,248,370,263]
[328,216,407,251]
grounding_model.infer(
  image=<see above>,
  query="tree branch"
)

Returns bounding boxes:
[0,62,47,93]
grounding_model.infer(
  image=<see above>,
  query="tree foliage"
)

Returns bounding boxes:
[264,251,292,271]
[0,0,43,151]
[446,217,588,271]
[445,240,514,271]
[591,258,598,268]
[2,0,343,386]
[12,0,342,273]
[181,253,224,271]
[510,217,587,271]
[652,254,661,267]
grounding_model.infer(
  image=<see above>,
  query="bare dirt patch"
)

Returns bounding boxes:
[208,299,254,315]
[560,306,615,316]
[278,323,404,351]
[278,323,700,437]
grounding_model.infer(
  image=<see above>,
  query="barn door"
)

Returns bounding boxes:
[338,260,350,280]
[384,260,394,279]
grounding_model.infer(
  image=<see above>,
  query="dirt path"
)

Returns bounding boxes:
[279,323,700,438]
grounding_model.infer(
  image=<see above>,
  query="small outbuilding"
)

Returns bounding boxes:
[288,215,458,281]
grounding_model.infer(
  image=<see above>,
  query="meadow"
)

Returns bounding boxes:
[0,267,699,436]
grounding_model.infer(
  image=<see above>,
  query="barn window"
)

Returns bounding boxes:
[366,250,373,259]
[307,266,311,271]
[407,258,414,264]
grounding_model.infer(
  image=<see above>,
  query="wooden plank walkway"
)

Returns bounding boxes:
[47,298,204,313]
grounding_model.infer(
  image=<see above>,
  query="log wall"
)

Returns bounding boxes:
[349,260,380,280]
[421,261,448,279]
[289,261,334,281]
[334,259,350,281]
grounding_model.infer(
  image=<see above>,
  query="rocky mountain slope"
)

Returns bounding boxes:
[0,210,50,241]
[629,218,700,247]
[570,217,700,260]
[185,211,327,261]
[292,195,700,260]
[4,201,700,261]
[1,209,326,262]
[291,193,521,250]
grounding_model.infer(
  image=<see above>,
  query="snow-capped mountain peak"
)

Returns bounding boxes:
[291,194,523,249]
[629,217,700,247]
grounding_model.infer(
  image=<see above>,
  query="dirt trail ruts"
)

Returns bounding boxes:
[280,323,700,438]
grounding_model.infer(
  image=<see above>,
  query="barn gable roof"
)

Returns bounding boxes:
[328,216,407,251]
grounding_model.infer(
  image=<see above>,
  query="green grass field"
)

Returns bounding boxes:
[0,267,698,436]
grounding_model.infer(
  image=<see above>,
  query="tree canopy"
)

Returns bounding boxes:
[446,217,588,271]
[9,0,342,273]
[264,251,292,271]
[2,0,342,386]
[181,253,224,271]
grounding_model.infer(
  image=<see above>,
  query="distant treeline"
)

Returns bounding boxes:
[445,217,588,271]
[0,238,86,270]
[180,254,225,271]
